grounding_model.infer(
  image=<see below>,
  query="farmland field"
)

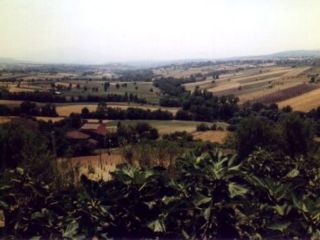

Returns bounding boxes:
[278,88,320,112]
[192,130,229,144]
[0,100,179,117]
[0,116,13,124]
[0,116,64,124]
[35,116,64,122]
[106,120,212,135]
[1,64,319,118]
[62,80,161,103]
[238,81,303,103]
[180,66,314,104]
[252,83,319,104]
[0,100,24,106]
[56,102,179,117]
[58,151,124,181]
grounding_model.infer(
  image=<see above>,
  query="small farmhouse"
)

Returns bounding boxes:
[66,122,107,146]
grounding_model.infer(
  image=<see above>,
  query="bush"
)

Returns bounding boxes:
[210,123,217,130]
[2,150,320,239]
[196,123,210,131]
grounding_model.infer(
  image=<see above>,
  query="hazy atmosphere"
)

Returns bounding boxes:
[0,0,320,63]
[2,1,320,238]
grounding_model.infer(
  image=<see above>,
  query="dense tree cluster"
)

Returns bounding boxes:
[154,78,240,121]
[0,102,57,117]
[176,90,239,121]
[233,113,314,159]
[0,89,147,104]
[116,122,159,144]
[154,77,188,96]
[116,69,154,82]
[81,106,174,120]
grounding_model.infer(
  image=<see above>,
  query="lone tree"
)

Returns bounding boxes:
[81,107,90,117]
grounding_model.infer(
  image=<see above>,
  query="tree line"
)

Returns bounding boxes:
[81,104,174,120]
[0,89,147,104]
[154,78,240,121]
[0,102,57,117]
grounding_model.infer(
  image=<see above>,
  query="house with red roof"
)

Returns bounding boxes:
[66,122,107,146]
[80,123,107,137]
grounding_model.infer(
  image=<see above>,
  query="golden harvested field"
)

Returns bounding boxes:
[238,82,301,103]
[56,104,97,116]
[107,120,211,135]
[182,68,266,91]
[0,116,12,124]
[282,67,311,77]
[227,68,290,84]
[209,82,240,93]
[0,116,64,124]
[192,130,229,144]
[182,66,311,103]
[183,67,288,92]
[183,77,216,91]
[8,85,37,93]
[56,102,179,117]
[0,100,24,106]
[59,152,123,181]
[208,68,291,91]
[35,116,64,122]
[278,88,320,112]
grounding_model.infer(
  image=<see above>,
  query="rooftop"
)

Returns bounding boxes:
[80,123,101,130]
[66,130,90,140]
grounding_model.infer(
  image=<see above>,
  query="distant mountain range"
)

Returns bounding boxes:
[1,50,320,66]
[267,50,320,58]
[0,57,21,64]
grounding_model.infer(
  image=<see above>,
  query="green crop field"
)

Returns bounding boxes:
[105,120,212,135]
[62,80,161,104]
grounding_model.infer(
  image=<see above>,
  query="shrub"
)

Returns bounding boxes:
[196,123,210,131]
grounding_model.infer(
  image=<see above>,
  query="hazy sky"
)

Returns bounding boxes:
[0,0,319,64]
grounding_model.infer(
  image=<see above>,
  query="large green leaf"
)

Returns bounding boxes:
[228,182,248,198]
[273,203,291,216]
[286,169,299,178]
[62,221,79,239]
[193,194,212,207]
[268,221,291,232]
[203,207,211,221]
[147,219,166,232]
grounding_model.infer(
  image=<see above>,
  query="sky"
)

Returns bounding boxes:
[0,0,319,64]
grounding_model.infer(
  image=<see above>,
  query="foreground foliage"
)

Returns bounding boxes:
[1,149,320,239]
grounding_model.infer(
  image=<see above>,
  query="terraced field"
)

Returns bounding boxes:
[182,66,312,104]
[56,102,179,117]
[182,68,267,91]
[278,88,320,112]
[208,67,291,93]
[253,83,319,104]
